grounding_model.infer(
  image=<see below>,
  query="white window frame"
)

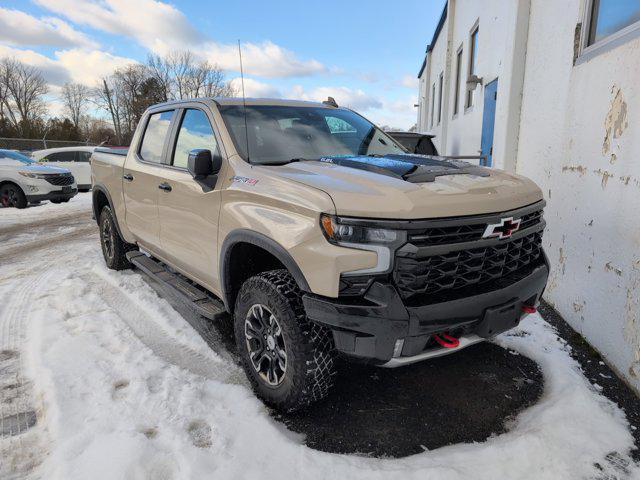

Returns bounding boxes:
[577,0,640,64]
[437,72,444,125]
[465,21,479,111]
[453,44,463,117]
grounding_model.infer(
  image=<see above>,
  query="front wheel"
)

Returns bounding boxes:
[0,183,27,209]
[234,270,336,411]
[99,206,137,270]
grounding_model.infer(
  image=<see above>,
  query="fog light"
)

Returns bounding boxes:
[27,185,39,192]
[392,339,405,358]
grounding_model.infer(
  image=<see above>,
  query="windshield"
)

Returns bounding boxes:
[0,149,36,166]
[219,105,407,165]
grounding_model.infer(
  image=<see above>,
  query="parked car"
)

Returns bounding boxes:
[92,98,548,411]
[387,131,439,155]
[0,149,78,208]
[32,146,95,191]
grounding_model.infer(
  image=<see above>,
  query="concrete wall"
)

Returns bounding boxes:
[517,0,640,393]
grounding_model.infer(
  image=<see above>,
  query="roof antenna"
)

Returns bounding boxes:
[238,39,251,164]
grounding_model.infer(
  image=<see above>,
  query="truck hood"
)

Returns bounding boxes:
[260,154,543,219]
[20,164,71,174]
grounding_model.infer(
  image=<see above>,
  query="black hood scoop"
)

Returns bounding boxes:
[317,154,489,183]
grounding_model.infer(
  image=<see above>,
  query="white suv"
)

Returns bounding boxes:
[31,146,95,191]
[0,149,78,208]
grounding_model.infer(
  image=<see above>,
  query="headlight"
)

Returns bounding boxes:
[320,214,398,244]
[320,214,402,275]
[18,171,47,179]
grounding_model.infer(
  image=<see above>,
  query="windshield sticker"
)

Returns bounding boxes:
[231,176,259,186]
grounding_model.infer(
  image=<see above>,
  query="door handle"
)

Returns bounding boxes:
[158,182,172,192]
[123,173,134,181]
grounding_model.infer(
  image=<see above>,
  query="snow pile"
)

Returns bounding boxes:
[11,243,640,479]
[0,191,92,229]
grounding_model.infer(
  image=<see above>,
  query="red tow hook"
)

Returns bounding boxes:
[522,305,537,314]
[433,333,460,349]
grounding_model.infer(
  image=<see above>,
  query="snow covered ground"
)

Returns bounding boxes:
[0,195,639,479]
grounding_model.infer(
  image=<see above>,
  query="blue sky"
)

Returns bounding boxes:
[0,0,444,129]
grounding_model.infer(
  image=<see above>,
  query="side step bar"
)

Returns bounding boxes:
[126,251,226,321]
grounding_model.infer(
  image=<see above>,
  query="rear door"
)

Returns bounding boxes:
[157,106,225,292]
[123,109,176,252]
[73,150,93,188]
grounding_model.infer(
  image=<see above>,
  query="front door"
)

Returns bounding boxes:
[158,107,224,293]
[123,109,176,251]
[480,78,498,167]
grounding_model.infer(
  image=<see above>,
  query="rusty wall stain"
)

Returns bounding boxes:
[604,262,623,276]
[603,87,628,155]
[562,165,588,175]
[593,168,614,189]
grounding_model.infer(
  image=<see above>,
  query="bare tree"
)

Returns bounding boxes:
[95,76,123,144]
[0,58,48,136]
[146,51,236,100]
[61,82,91,127]
[146,54,172,102]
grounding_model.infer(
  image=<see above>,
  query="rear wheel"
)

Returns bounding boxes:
[99,206,137,270]
[234,270,336,411]
[0,183,27,209]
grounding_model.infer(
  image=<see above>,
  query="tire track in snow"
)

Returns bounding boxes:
[0,269,53,479]
[86,269,245,385]
[0,211,92,236]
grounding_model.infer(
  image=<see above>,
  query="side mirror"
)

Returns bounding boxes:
[187,149,222,178]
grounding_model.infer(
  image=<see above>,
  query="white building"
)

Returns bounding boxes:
[417,0,640,394]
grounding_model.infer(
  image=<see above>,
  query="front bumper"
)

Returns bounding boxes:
[303,260,549,365]
[26,187,78,203]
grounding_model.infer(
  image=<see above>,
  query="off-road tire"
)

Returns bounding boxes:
[234,269,336,411]
[99,205,137,270]
[0,183,27,209]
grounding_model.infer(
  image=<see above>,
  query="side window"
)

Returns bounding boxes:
[139,110,174,163]
[325,116,357,134]
[77,151,92,162]
[172,109,218,169]
[44,151,76,162]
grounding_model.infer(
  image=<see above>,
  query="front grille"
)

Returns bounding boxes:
[407,208,544,247]
[394,231,544,301]
[44,173,74,186]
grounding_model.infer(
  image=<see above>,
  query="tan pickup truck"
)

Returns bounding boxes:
[91,97,548,411]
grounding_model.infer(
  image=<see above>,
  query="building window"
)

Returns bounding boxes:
[453,47,463,116]
[579,0,640,63]
[466,25,479,109]
[430,82,435,128]
[588,0,640,45]
[437,73,443,124]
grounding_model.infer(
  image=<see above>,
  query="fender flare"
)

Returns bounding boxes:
[92,184,127,240]
[219,229,311,311]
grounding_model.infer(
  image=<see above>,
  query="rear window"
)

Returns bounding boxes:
[139,110,174,163]
[77,151,93,162]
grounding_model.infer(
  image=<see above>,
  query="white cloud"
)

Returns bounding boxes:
[401,74,419,89]
[290,85,382,111]
[0,45,135,88]
[36,0,326,78]
[204,41,326,78]
[0,45,71,85]
[229,78,282,98]
[55,49,135,87]
[35,0,202,52]
[0,8,97,48]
